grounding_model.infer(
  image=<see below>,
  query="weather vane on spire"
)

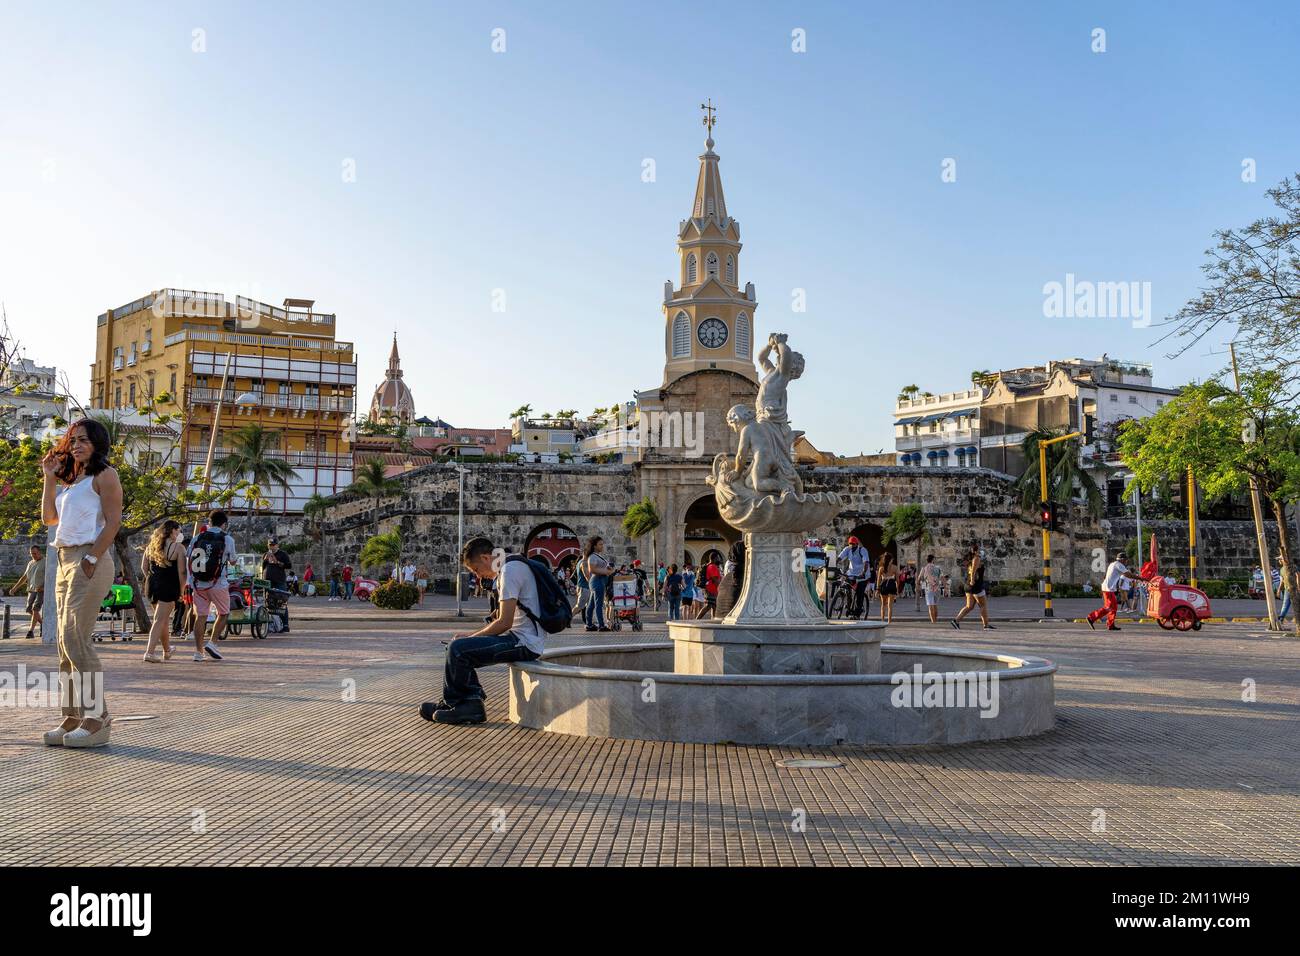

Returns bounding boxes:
[700,98,717,137]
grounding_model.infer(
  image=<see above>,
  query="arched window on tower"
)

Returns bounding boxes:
[706,252,718,278]
[735,312,750,358]
[686,254,697,284]
[672,312,691,357]
[726,255,735,284]
[707,197,715,216]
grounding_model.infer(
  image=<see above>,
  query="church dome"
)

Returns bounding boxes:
[369,335,416,424]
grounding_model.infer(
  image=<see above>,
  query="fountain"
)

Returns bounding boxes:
[509,334,1055,746]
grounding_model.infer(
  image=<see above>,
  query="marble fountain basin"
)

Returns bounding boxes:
[508,641,1056,747]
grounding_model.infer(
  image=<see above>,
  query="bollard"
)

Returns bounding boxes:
[3,603,10,639]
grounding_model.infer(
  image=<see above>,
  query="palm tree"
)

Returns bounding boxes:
[622,498,662,605]
[348,458,404,534]
[212,424,297,526]
[510,404,533,421]
[359,530,402,578]
[1014,427,1103,584]
[882,504,932,610]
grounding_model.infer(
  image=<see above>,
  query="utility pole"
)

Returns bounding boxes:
[455,465,467,617]
[1229,343,1280,630]
[1187,465,1199,590]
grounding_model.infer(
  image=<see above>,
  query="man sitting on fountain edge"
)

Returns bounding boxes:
[420,536,544,726]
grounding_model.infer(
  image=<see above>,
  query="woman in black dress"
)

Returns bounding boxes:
[141,520,185,662]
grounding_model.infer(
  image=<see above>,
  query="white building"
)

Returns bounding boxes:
[0,357,69,441]
[894,388,984,468]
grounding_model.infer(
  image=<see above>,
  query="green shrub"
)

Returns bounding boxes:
[372,580,419,610]
[1200,580,1229,599]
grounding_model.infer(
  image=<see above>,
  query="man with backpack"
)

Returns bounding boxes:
[420,535,570,726]
[186,509,237,661]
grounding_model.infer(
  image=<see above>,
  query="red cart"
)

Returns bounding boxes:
[1146,577,1211,631]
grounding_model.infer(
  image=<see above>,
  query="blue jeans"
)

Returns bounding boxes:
[344,580,354,600]
[328,580,339,598]
[587,576,607,628]
[668,596,681,620]
[442,633,539,705]
[1280,590,1291,620]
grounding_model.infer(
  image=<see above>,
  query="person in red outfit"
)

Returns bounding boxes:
[1087,552,1141,631]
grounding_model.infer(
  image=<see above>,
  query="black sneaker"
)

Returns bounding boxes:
[982,624,996,630]
[419,700,454,722]
[950,619,960,630]
[1086,618,1096,630]
[1107,625,1122,631]
[433,700,487,725]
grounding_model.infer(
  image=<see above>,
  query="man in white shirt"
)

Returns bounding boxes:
[420,536,545,726]
[401,561,417,585]
[838,535,872,617]
[1087,552,1141,631]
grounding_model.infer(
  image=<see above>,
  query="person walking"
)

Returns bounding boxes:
[700,555,722,619]
[302,562,314,596]
[876,552,899,623]
[1087,551,1141,632]
[328,564,341,600]
[1276,562,1291,623]
[40,418,122,748]
[920,553,943,624]
[681,562,697,618]
[141,520,185,662]
[665,563,683,620]
[416,563,430,606]
[7,545,46,639]
[186,509,237,660]
[952,546,994,630]
[572,559,591,624]
[582,536,613,632]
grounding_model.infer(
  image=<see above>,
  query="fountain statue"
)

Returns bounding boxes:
[707,333,842,624]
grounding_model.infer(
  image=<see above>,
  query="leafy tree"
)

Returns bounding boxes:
[1118,372,1300,634]
[1014,427,1103,583]
[1162,175,1300,394]
[897,384,919,402]
[348,458,403,534]
[510,404,533,420]
[622,498,662,602]
[882,504,932,609]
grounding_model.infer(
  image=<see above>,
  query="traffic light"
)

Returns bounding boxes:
[1040,501,1060,531]
[1084,414,1095,445]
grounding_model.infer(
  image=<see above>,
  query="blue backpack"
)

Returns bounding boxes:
[504,555,573,634]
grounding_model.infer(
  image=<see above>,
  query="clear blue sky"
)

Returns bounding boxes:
[1,0,1296,454]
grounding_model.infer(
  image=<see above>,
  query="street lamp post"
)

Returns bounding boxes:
[455,465,467,617]
[1187,465,1198,590]
[1039,431,1081,619]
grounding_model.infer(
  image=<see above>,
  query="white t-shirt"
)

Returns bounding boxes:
[499,558,545,655]
[1102,560,1129,593]
[402,564,416,583]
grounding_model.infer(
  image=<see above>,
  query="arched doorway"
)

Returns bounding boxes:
[684,494,737,566]
[848,522,896,567]
[524,522,581,572]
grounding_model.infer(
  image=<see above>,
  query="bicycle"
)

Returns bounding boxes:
[825,568,868,620]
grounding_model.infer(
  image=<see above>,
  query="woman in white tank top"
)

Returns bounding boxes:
[40,418,123,749]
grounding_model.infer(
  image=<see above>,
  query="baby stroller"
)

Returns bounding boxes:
[607,572,643,632]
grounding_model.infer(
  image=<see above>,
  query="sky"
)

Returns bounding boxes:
[1,0,1297,455]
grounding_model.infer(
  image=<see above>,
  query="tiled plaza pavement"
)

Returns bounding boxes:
[0,601,1296,866]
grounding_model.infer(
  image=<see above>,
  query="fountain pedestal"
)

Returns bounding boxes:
[670,532,884,675]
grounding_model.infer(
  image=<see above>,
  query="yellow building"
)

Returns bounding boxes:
[92,288,356,511]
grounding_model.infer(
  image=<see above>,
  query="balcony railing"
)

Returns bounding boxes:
[187,449,353,470]
[188,387,354,414]
[164,329,352,353]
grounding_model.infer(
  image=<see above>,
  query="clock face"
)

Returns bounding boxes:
[697,317,729,349]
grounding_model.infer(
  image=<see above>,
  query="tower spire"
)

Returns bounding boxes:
[387,333,402,377]
[691,98,726,220]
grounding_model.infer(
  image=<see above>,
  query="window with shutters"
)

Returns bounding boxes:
[726,255,735,284]
[686,254,697,284]
[672,312,691,357]
[706,252,718,277]
[735,313,750,357]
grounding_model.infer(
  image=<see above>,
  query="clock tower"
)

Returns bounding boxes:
[661,102,758,387]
